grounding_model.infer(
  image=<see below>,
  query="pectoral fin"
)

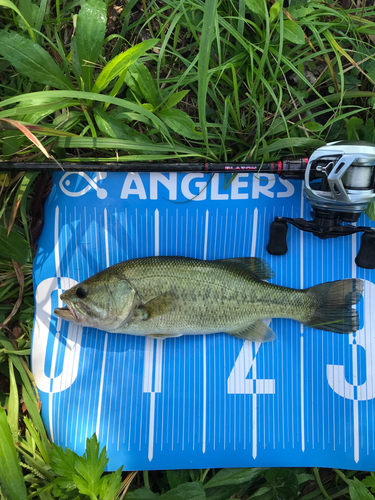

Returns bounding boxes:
[135,292,175,321]
[227,320,276,342]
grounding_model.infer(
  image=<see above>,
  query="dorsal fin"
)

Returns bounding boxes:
[217,257,274,280]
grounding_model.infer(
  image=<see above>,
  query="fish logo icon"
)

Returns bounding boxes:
[59,172,108,199]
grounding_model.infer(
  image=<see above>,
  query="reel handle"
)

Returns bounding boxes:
[266,220,288,255]
[355,232,375,269]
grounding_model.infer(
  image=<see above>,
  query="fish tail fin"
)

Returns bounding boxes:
[304,279,363,334]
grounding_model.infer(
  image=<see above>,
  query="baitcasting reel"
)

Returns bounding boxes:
[266,141,375,269]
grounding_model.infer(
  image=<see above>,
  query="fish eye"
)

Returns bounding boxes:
[76,287,88,299]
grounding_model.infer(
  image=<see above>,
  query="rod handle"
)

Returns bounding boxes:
[266,220,288,255]
[355,232,375,269]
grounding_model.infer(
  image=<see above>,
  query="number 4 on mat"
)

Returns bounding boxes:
[227,339,275,395]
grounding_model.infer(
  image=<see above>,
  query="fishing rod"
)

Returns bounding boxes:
[0,158,308,174]
[2,140,375,268]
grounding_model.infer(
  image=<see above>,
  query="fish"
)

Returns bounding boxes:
[54,256,364,342]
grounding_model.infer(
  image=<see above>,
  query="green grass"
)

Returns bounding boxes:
[1,0,375,498]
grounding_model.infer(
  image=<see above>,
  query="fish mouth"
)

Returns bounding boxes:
[54,302,80,322]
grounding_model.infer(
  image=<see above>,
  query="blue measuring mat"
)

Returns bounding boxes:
[32,171,375,470]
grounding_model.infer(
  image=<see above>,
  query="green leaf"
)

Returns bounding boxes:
[99,467,123,500]
[205,485,244,500]
[123,71,144,99]
[50,443,78,479]
[51,434,122,499]
[0,31,73,90]
[74,434,108,496]
[304,121,323,132]
[72,474,92,496]
[93,108,153,145]
[269,2,280,23]
[365,201,375,221]
[159,482,206,500]
[92,39,158,93]
[124,488,160,499]
[0,0,35,41]
[349,477,374,500]
[165,90,190,109]
[279,20,305,45]
[362,473,375,493]
[167,470,191,490]
[296,473,315,485]
[72,0,107,91]
[204,468,264,488]
[0,405,27,500]
[247,486,273,499]
[189,470,201,482]
[1,130,24,158]
[287,5,316,19]
[346,116,364,141]
[264,469,299,500]
[245,0,266,18]
[0,225,31,264]
[157,107,202,140]
[127,61,157,107]
[17,3,39,31]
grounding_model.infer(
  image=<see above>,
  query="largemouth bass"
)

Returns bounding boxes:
[54,256,363,342]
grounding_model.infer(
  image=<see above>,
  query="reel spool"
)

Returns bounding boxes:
[267,141,375,269]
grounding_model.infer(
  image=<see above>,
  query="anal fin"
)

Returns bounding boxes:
[227,320,276,342]
[147,333,183,339]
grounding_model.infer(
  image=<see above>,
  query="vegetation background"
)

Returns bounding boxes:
[1,0,375,498]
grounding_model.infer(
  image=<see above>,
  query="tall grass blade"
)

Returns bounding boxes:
[21,383,50,461]
[197,0,218,151]
[0,119,51,160]
[0,91,171,137]
[9,171,39,242]
[0,332,50,459]
[34,0,48,42]
[23,417,50,465]
[0,406,27,500]
[56,136,202,154]
[7,359,19,444]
